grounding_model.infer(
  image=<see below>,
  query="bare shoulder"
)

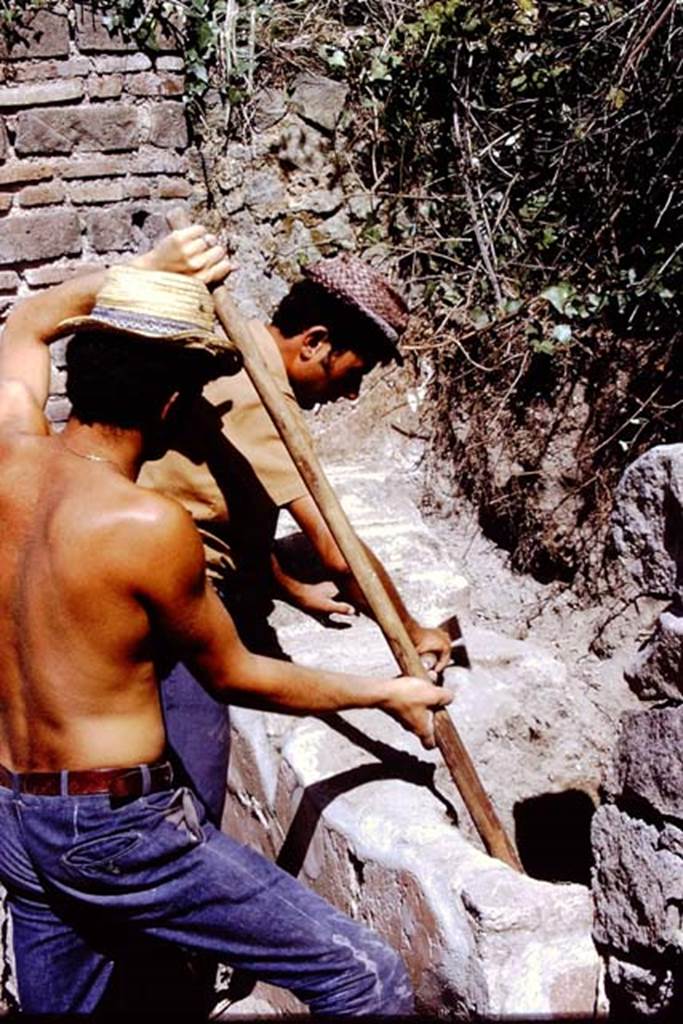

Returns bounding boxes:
[111,483,202,556]
[0,379,49,437]
[51,474,207,613]
[116,483,206,595]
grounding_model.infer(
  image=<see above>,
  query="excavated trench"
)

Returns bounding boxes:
[213,372,654,1019]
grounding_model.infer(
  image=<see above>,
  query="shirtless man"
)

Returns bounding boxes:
[0,241,451,1014]
[32,226,452,831]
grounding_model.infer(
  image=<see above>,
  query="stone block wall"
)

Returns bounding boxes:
[214,461,609,1019]
[591,444,683,1020]
[1,5,394,430]
[0,3,201,424]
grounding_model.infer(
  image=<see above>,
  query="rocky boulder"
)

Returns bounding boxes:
[625,607,683,700]
[612,444,683,600]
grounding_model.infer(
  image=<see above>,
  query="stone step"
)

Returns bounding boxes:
[225,455,603,1019]
[275,458,470,627]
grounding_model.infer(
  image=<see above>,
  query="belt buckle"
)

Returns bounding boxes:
[108,761,172,802]
[109,767,142,801]
[158,762,173,789]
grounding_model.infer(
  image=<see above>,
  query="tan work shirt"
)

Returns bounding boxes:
[139,321,307,591]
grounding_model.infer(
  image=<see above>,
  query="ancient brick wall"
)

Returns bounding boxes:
[1,3,412,437]
[0,4,201,424]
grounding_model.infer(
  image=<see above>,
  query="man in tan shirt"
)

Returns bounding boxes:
[137,242,452,828]
[141,317,306,626]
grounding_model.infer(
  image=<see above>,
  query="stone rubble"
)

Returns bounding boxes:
[591,443,683,1019]
[612,444,683,601]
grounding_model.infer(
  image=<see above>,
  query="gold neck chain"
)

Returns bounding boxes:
[60,442,123,473]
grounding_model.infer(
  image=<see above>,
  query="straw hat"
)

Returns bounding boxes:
[303,254,409,364]
[53,266,237,358]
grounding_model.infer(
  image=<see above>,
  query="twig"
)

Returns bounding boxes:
[591,382,665,456]
[451,98,504,307]
[653,237,683,279]
[620,0,677,81]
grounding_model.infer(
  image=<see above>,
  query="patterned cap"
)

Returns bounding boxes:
[303,254,409,364]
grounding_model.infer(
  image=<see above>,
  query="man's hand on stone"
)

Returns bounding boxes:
[132,224,235,284]
[282,578,356,622]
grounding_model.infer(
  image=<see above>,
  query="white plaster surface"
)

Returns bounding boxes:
[222,456,604,1018]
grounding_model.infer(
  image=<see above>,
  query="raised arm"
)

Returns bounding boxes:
[139,499,452,749]
[0,225,232,410]
[287,493,452,673]
[0,271,107,410]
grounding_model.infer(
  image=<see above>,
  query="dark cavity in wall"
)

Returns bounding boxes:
[132,210,150,229]
[513,789,595,885]
[349,848,365,888]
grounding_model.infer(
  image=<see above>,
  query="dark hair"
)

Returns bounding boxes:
[66,331,226,430]
[271,280,391,365]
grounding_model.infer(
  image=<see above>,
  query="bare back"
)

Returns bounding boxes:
[0,431,170,772]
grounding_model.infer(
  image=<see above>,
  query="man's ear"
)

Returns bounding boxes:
[299,325,331,362]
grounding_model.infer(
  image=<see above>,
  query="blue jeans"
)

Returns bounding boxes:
[0,778,414,1016]
[161,662,231,827]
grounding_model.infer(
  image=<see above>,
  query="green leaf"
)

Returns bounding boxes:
[326,49,347,70]
[531,337,556,355]
[470,307,490,329]
[369,56,391,82]
[187,61,209,84]
[541,283,574,314]
[608,86,627,109]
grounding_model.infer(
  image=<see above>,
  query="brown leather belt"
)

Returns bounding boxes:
[0,758,173,798]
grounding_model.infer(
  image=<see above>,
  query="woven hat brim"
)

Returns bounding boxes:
[52,311,237,357]
[302,266,405,365]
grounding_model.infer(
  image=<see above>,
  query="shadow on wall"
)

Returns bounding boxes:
[514,789,596,886]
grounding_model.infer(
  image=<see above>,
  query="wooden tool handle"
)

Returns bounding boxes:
[165,208,523,871]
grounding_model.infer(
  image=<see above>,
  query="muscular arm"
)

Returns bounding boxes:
[0,272,93,432]
[138,501,451,748]
[0,271,108,409]
[287,493,452,672]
